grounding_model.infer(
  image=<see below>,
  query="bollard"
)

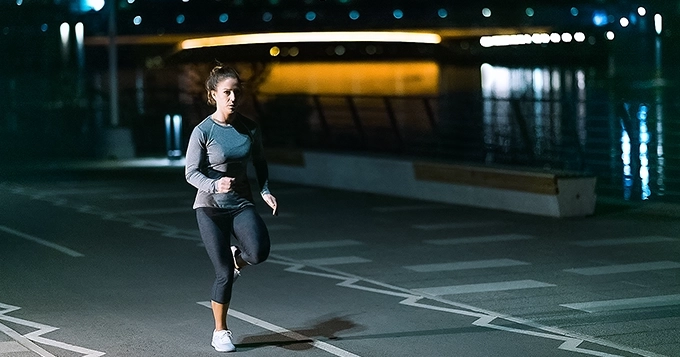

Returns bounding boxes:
[165,114,183,159]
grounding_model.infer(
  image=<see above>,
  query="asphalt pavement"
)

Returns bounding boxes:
[0,160,679,357]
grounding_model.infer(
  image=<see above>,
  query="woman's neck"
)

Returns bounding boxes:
[211,112,236,125]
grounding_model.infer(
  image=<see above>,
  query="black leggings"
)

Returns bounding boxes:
[196,206,270,304]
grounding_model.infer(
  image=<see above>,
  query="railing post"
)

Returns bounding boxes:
[383,97,403,151]
[346,96,366,147]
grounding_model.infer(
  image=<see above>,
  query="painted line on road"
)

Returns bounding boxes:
[197,302,360,357]
[564,261,680,275]
[411,222,497,230]
[301,256,372,266]
[272,240,363,251]
[0,302,104,357]
[405,259,530,272]
[414,279,556,296]
[561,294,680,313]
[371,204,449,212]
[424,234,536,245]
[0,341,29,353]
[0,225,84,257]
[571,236,677,247]
[269,255,664,357]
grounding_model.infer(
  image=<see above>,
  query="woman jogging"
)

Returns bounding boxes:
[185,64,277,352]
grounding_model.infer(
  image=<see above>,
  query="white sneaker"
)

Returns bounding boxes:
[212,329,236,352]
[231,246,241,281]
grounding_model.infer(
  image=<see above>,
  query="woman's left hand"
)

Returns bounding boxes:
[262,193,278,216]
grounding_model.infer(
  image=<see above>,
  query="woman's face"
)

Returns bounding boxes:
[211,77,242,116]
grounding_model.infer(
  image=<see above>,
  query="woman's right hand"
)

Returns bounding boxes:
[216,177,235,193]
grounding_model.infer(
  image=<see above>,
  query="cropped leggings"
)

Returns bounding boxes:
[196,206,270,304]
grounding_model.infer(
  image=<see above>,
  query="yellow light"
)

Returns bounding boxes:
[179,31,442,51]
[269,46,280,56]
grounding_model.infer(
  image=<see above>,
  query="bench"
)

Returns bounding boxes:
[264,149,597,218]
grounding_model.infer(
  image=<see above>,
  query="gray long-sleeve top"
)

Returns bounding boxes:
[185,114,270,209]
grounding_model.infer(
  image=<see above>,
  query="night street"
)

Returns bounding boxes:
[1,163,678,357]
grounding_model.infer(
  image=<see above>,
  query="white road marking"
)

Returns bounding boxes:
[405,259,530,272]
[0,302,105,357]
[411,222,497,230]
[272,240,363,251]
[0,341,29,353]
[561,294,680,313]
[564,261,680,275]
[269,255,663,357]
[424,234,536,245]
[414,280,556,296]
[0,225,84,257]
[371,204,448,212]
[572,236,677,247]
[197,302,360,357]
[301,256,371,266]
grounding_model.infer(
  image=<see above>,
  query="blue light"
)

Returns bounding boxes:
[526,8,534,17]
[41,23,48,32]
[570,7,578,16]
[306,11,316,21]
[133,16,142,25]
[349,10,359,20]
[438,8,448,19]
[592,10,608,27]
[393,9,403,19]
[176,14,185,24]
[79,0,105,12]
[263,12,273,22]
[219,13,229,23]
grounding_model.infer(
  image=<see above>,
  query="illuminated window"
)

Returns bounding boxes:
[349,10,359,20]
[306,11,316,21]
[438,9,448,19]
[482,8,491,18]
[176,14,185,24]
[133,16,142,25]
[219,13,229,23]
[393,9,403,19]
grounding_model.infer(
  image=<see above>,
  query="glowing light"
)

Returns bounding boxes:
[176,14,185,24]
[606,31,615,40]
[561,33,572,42]
[335,45,346,55]
[592,11,608,26]
[269,46,280,56]
[638,7,646,17]
[180,31,442,51]
[526,8,534,17]
[550,33,561,43]
[655,14,662,34]
[75,22,84,46]
[133,16,142,25]
[480,34,532,47]
[620,17,629,27]
[482,8,491,18]
[263,12,273,22]
[289,47,299,57]
[41,23,48,32]
[84,0,105,11]
[59,22,69,45]
[306,11,316,21]
[219,13,229,23]
[438,9,448,19]
[16,0,22,5]
[570,7,578,16]
[349,10,359,20]
[393,9,403,19]
[574,32,586,42]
